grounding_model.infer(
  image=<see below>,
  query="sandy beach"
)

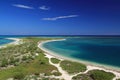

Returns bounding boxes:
[38,39,120,80]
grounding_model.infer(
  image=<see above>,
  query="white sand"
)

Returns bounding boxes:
[45,53,72,80]
[38,39,120,80]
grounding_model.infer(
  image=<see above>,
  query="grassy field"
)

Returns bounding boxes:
[0,37,61,80]
[60,60,87,74]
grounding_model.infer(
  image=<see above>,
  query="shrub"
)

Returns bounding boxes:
[1,58,8,67]
[22,56,27,61]
[88,70,115,80]
[52,72,62,76]
[51,58,60,64]
[9,57,15,65]
[13,72,25,80]
[40,62,45,64]
[72,74,91,80]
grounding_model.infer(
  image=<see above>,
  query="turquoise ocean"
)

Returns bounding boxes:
[42,37,120,69]
[0,38,14,46]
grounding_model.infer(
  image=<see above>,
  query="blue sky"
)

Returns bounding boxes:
[0,0,120,35]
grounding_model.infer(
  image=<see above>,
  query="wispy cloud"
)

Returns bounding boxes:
[42,15,78,21]
[12,4,34,9]
[39,6,50,10]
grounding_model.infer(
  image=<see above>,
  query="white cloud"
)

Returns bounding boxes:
[39,6,50,10]
[42,15,78,21]
[12,4,34,9]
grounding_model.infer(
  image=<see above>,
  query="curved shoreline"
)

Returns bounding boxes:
[0,38,21,49]
[38,39,120,79]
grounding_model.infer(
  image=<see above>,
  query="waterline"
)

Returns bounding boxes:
[39,39,120,72]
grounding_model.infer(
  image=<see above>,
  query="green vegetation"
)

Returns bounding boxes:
[1,58,8,67]
[72,74,91,80]
[60,60,86,74]
[51,58,60,64]
[9,56,15,65]
[0,37,61,80]
[52,71,62,76]
[13,72,25,80]
[72,70,115,80]
[88,70,115,80]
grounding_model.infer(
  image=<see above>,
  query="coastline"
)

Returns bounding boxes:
[0,37,120,79]
[0,38,21,49]
[38,39,120,79]
[38,39,66,60]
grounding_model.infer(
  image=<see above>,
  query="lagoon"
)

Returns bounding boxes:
[42,37,120,68]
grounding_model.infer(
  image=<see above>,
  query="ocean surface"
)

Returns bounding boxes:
[0,38,14,46]
[42,37,120,68]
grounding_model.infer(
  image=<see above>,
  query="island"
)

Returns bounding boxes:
[0,37,120,80]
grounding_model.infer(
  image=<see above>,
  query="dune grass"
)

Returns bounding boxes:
[60,60,87,74]
[0,54,58,80]
[72,74,91,80]
[72,70,115,80]
[0,37,61,80]
[51,58,61,64]
[88,70,115,80]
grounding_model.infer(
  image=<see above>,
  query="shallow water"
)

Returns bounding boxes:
[43,37,120,68]
[0,38,14,46]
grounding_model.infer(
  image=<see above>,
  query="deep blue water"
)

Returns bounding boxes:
[43,37,120,68]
